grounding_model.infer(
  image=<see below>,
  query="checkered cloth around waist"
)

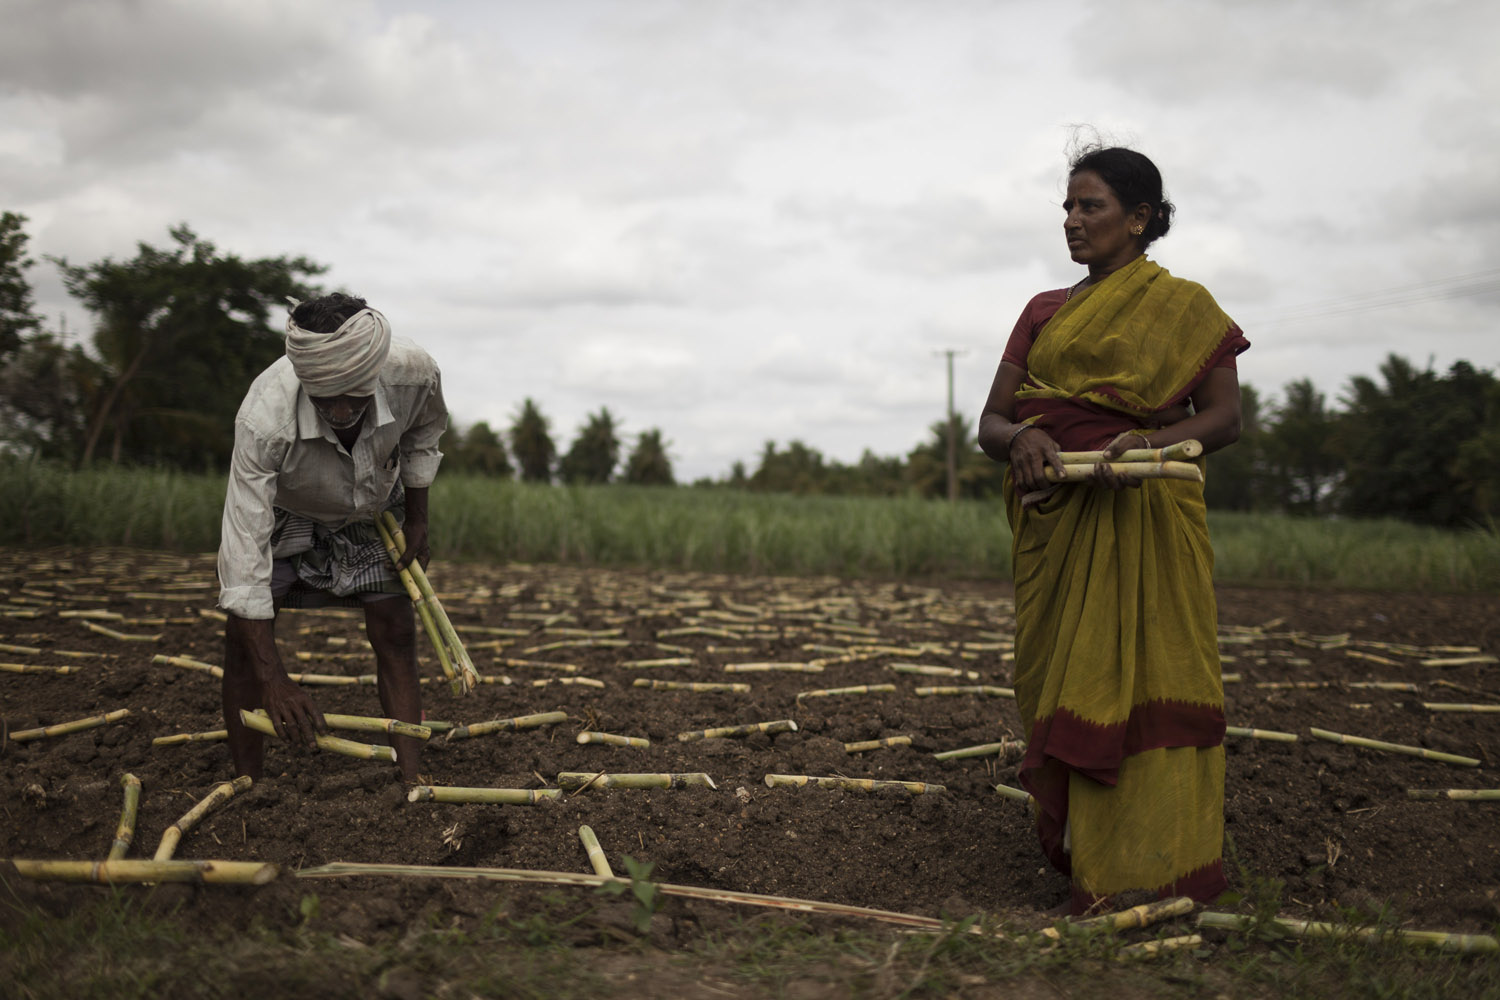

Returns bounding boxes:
[270,481,405,597]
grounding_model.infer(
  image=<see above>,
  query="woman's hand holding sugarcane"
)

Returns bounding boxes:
[1006,423,1069,493]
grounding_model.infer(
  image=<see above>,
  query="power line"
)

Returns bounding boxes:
[1241,267,1500,329]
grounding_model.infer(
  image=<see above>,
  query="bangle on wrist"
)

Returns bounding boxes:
[1008,423,1035,447]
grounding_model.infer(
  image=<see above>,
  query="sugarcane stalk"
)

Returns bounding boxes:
[1406,788,1500,801]
[933,740,1024,761]
[285,671,370,686]
[1117,935,1203,959]
[1,662,80,675]
[81,621,161,642]
[406,786,562,804]
[1045,460,1202,484]
[763,774,945,794]
[0,642,110,658]
[10,858,279,886]
[152,729,229,746]
[1195,911,1498,953]
[375,514,459,690]
[524,638,630,654]
[1421,703,1500,713]
[237,710,397,763]
[153,775,253,861]
[618,657,694,668]
[1420,655,1498,667]
[152,654,224,678]
[1056,440,1203,464]
[576,731,651,748]
[1308,727,1479,766]
[578,825,614,878]
[656,626,740,640]
[914,685,1016,699]
[994,784,1033,802]
[9,708,131,742]
[887,663,979,679]
[678,720,799,742]
[108,774,142,861]
[497,657,579,673]
[445,710,568,741]
[1038,896,1195,940]
[319,712,432,741]
[531,676,604,688]
[722,662,823,673]
[558,772,718,791]
[633,679,750,693]
[794,683,897,703]
[1224,725,1299,742]
[844,736,912,753]
[384,514,480,694]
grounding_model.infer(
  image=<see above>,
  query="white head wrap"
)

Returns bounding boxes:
[285,307,392,397]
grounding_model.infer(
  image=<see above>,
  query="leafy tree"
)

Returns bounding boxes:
[623,428,674,485]
[509,398,556,482]
[1261,378,1340,515]
[558,407,621,484]
[54,225,324,468]
[1333,355,1496,527]
[0,211,41,361]
[0,333,102,460]
[906,415,1005,499]
[445,420,513,477]
[1451,378,1500,524]
[749,440,828,493]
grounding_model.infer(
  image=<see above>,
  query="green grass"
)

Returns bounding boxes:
[3,880,1497,1000]
[2,459,1497,591]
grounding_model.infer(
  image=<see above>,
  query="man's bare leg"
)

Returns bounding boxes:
[366,596,422,782]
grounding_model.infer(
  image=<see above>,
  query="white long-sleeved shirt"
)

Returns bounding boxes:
[217,336,447,619]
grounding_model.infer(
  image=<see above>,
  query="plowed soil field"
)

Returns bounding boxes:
[3,547,1498,952]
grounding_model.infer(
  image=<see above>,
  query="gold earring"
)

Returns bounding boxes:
[1130,225,1144,236]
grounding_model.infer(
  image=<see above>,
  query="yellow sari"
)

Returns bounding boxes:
[1004,255,1240,912]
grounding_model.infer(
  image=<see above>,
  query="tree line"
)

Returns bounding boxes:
[2,215,1496,528]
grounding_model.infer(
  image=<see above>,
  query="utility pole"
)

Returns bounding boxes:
[936,349,965,502]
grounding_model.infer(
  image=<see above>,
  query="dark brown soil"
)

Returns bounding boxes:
[2,548,1498,948]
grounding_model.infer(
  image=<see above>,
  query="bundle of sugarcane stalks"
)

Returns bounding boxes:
[375,510,479,694]
[1044,438,1205,484]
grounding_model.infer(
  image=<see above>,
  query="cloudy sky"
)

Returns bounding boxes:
[4,0,1497,480]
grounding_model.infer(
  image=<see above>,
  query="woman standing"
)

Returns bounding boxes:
[978,146,1249,914]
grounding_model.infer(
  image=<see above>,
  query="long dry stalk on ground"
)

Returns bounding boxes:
[293,861,988,932]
